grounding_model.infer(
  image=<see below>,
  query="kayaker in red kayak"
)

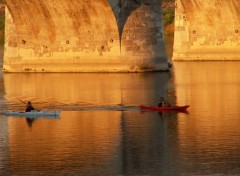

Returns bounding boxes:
[158,97,171,107]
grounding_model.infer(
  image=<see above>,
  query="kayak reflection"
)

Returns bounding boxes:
[5,110,61,128]
[26,117,35,128]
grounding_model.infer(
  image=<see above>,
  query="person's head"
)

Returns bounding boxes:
[159,97,165,101]
[27,101,32,106]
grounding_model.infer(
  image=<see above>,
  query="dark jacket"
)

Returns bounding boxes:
[26,105,35,112]
[158,101,163,107]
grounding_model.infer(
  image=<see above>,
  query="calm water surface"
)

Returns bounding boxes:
[0,62,240,176]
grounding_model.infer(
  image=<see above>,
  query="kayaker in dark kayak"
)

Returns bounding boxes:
[26,101,35,112]
[158,97,171,107]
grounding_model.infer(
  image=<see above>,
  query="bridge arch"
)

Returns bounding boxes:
[3,0,168,72]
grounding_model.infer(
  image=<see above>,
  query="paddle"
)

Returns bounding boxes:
[18,99,26,104]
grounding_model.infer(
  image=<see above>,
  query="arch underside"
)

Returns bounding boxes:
[173,0,240,60]
[3,0,168,72]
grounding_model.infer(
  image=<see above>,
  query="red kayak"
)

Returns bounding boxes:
[139,105,190,112]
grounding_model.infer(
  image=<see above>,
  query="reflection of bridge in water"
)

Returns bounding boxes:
[3,72,171,109]
[0,71,181,175]
[1,61,240,175]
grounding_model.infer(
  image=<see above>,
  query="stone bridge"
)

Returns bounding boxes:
[3,0,240,72]
[173,0,240,60]
[3,0,168,72]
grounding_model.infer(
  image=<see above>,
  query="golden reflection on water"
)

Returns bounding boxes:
[174,62,240,113]
[2,72,170,175]
[8,111,122,174]
[174,62,240,164]
[3,73,169,109]
[1,62,240,175]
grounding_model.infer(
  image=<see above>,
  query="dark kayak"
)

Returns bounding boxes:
[139,105,190,112]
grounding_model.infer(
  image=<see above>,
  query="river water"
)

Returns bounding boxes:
[0,61,240,176]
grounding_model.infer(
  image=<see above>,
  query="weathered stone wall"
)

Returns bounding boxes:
[173,0,240,60]
[3,0,168,72]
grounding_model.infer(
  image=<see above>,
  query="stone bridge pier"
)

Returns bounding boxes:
[3,0,168,72]
[173,0,240,60]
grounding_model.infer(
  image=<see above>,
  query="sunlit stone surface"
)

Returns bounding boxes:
[173,0,240,60]
[3,0,168,72]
